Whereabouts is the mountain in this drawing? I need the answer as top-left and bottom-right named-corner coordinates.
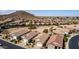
top-left (0, 11), bottom-right (79, 21)
top-left (0, 11), bottom-right (37, 21)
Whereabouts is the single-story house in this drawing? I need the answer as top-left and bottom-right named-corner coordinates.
top-left (34, 33), bottom-right (50, 48)
top-left (8, 28), bottom-right (30, 40)
top-left (46, 34), bottom-right (64, 49)
top-left (21, 31), bottom-right (39, 44)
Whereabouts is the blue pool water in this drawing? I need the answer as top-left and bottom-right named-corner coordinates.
top-left (69, 35), bottom-right (79, 49)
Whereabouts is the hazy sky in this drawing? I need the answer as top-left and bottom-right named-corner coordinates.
top-left (0, 10), bottom-right (79, 16)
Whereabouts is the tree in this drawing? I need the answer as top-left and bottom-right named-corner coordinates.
top-left (2, 30), bottom-right (9, 39)
top-left (69, 29), bottom-right (76, 34)
top-left (11, 39), bottom-right (18, 44)
top-left (26, 39), bottom-right (35, 48)
top-left (43, 29), bottom-right (48, 33)
top-left (63, 34), bottom-right (69, 49)
top-left (28, 20), bottom-right (36, 30)
top-left (63, 35), bottom-right (68, 42)
top-left (63, 34), bottom-right (69, 42)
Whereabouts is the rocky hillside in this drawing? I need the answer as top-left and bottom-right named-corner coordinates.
top-left (0, 11), bottom-right (37, 21)
top-left (0, 10), bottom-right (79, 21)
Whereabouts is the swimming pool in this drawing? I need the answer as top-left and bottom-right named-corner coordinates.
top-left (69, 35), bottom-right (79, 49)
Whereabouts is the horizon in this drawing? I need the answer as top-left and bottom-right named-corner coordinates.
top-left (0, 10), bottom-right (79, 16)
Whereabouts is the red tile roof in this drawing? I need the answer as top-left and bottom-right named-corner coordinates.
top-left (47, 34), bottom-right (64, 47)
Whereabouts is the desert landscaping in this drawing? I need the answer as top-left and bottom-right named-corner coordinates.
top-left (0, 11), bottom-right (79, 49)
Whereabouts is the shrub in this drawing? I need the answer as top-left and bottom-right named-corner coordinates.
top-left (11, 39), bottom-right (17, 44)
top-left (63, 34), bottom-right (68, 42)
top-left (43, 29), bottom-right (48, 33)
top-left (28, 20), bottom-right (36, 29)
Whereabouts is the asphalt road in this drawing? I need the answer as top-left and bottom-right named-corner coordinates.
top-left (0, 39), bottom-right (25, 49)
top-left (0, 46), bottom-right (4, 49)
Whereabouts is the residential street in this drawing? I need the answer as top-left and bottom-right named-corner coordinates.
top-left (0, 36), bottom-right (25, 49)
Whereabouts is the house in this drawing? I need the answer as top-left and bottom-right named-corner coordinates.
top-left (0, 18), bottom-right (12, 24)
top-left (10, 20), bottom-right (23, 25)
top-left (46, 34), bottom-right (64, 49)
top-left (34, 33), bottom-right (50, 48)
top-left (8, 27), bottom-right (30, 40)
top-left (21, 31), bottom-right (39, 44)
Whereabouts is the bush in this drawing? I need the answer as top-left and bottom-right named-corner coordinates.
top-left (11, 39), bottom-right (17, 44)
top-left (63, 37), bottom-right (68, 42)
top-left (63, 34), bottom-right (68, 42)
top-left (43, 29), bottom-right (48, 33)
top-left (28, 20), bottom-right (36, 29)
top-left (28, 25), bottom-right (36, 29)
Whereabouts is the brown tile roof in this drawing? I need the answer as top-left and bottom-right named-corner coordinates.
top-left (22, 31), bottom-right (39, 40)
top-left (47, 34), bottom-right (64, 47)
top-left (10, 28), bottom-right (29, 37)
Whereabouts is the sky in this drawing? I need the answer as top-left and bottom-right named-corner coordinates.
top-left (0, 10), bottom-right (79, 16)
